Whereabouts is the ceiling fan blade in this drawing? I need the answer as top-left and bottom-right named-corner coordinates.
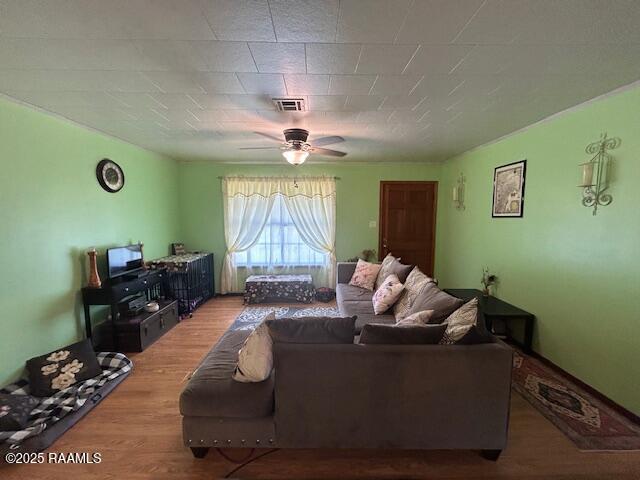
top-left (311, 135), bottom-right (345, 147)
top-left (310, 147), bottom-right (347, 157)
top-left (254, 131), bottom-right (284, 143)
top-left (239, 146), bottom-right (281, 150)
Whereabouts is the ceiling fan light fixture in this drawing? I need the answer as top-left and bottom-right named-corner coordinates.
top-left (282, 149), bottom-right (309, 165)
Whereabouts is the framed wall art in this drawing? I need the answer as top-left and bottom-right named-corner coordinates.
top-left (492, 160), bottom-right (526, 218)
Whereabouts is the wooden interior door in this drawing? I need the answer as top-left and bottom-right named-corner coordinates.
top-left (379, 181), bottom-right (438, 276)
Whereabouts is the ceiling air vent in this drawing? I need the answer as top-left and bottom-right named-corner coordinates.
top-left (272, 97), bottom-right (305, 112)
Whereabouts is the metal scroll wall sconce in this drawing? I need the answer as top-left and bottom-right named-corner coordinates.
top-left (453, 173), bottom-right (465, 210)
top-left (578, 133), bottom-right (620, 216)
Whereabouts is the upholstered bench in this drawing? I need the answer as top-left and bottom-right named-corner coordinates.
top-left (243, 274), bottom-right (315, 305)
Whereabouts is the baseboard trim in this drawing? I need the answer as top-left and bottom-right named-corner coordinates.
top-left (527, 350), bottom-right (640, 426)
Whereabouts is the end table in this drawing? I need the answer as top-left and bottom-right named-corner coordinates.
top-left (444, 289), bottom-right (536, 354)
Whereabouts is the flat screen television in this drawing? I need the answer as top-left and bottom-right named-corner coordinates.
top-left (107, 244), bottom-right (143, 279)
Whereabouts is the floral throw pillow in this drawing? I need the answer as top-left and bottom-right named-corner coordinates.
top-left (372, 274), bottom-right (405, 314)
top-left (393, 267), bottom-right (435, 321)
top-left (375, 253), bottom-right (413, 290)
top-left (439, 298), bottom-right (479, 344)
top-left (349, 259), bottom-right (382, 291)
top-left (26, 339), bottom-right (102, 397)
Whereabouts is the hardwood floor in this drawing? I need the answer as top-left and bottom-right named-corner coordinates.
top-left (3, 296), bottom-right (639, 479)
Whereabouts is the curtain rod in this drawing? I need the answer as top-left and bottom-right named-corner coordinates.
top-left (217, 176), bottom-right (340, 180)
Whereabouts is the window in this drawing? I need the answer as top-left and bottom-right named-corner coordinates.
top-left (235, 195), bottom-right (325, 267)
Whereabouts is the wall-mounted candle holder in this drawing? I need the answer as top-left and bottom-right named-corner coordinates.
top-left (453, 173), bottom-right (465, 210)
top-left (578, 133), bottom-right (620, 216)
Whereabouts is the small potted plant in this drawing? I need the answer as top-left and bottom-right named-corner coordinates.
top-left (481, 268), bottom-right (497, 296)
top-left (346, 249), bottom-right (376, 262)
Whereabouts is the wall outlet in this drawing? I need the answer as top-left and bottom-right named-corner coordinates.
top-left (369, 220), bottom-right (377, 228)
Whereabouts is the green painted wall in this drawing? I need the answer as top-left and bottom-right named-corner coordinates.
top-left (177, 162), bottom-right (443, 291)
top-left (0, 97), bottom-right (180, 386)
top-left (436, 86), bottom-right (640, 414)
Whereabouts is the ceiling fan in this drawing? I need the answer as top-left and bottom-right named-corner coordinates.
top-left (239, 128), bottom-right (347, 165)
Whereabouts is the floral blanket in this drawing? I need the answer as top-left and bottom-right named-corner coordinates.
top-left (0, 352), bottom-right (132, 446)
top-left (149, 253), bottom-right (210, 272)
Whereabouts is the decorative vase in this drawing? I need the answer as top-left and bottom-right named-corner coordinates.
top-left (138, 241), bottom-right (148, 270)
top-left (87, 248), bottom-right (101, 288)
top-left (482, 286), bottom-right (490, 297)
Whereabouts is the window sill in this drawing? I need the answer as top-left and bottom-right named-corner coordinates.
top-left (237, 265), bottom-right (324, 269)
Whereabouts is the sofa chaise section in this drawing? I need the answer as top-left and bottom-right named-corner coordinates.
top-left (179, 327), bottom-right (276, 452)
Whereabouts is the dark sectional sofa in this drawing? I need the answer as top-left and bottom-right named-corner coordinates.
top-left (180, 263), bottom-right (513, 460)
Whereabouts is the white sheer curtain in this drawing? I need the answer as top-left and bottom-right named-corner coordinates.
top-left (281, 177), bottom-right (336, 288)
top-left (220, 178), bottom-right (276, 294)
top-left (220, 176), bottom-right (337, 293)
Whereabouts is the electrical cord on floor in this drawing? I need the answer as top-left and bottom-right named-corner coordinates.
top-left (216, 447), bottom-right (256, 463)
top-left (219, 448), bottom-right (280, 478)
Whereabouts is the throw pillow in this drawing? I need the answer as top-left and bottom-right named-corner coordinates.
top-left (360, 324), bottom-right (447, 345)
top-left (407, 283), bottom-right (465, 324)
top-left (266, 316), bottom-right (356, 344)
top-left (233, 312), bottom-right (276, 383)
top-left (390, 260), bottom-right (414, 285)
top-left (349, 259), bottom-right (382, 291)
top-left (395, 309), bottom-right (434, 326)
top-left (393, 267), bottom-right (435, 321)
top-left (372, 274), bottom-right (404, 314)
top-left (26, 339), bottom-right (103, 397)
top-left (375, 254), bottom-right (413, 290)
top-left (439, 298), bottom-right (481, 344)
top-left (0, 394), bottom-right (38, 431)
top-left (374, 253), bottom-right (396, 288)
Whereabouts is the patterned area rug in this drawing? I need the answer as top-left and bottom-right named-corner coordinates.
top-left (239, 306), bottom-right (640, 451)
top-left (234, 305), bottom-right (341, 330)
top-left (512, 350), bottom-right (640, 451)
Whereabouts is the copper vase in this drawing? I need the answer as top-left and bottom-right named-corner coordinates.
top-left (87, 248), bottom-right (102, 288)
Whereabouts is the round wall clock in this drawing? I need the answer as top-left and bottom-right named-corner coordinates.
top-left (96, 159), bottom-right (125, 193)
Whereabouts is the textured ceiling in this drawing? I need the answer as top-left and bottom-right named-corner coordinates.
top-left (1, 0), bottom-right (639, 163)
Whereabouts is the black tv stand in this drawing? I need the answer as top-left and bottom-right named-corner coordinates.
top-left (122, 269), bottom-right (151, 281)
top-left (82, 268), bottom-right (168, 350)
